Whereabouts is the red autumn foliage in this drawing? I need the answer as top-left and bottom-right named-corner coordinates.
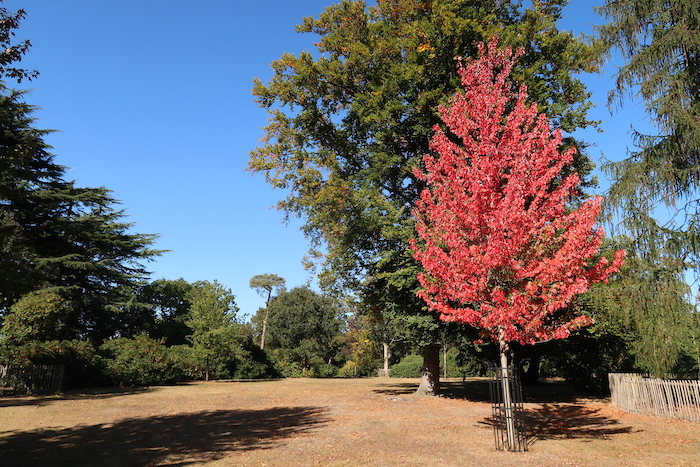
top-left (411, 38), bottom-right (625, 345)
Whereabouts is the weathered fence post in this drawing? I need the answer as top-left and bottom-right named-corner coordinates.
top-left (0, 365), bottom-right (65, 395)
top-left (609, 373), bottom-right (700, 423)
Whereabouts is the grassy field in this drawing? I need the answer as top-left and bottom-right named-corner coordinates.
top-left (1, 377), bottom-right (698, 466)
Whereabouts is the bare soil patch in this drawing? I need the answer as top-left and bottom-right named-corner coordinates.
top-left (1, 377), bottom-right (698, 466)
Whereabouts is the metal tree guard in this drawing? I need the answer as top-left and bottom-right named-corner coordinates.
top-left (487, 362), bottom-right (528, 452)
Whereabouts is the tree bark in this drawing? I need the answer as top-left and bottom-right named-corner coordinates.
top-left (416, 344), bottom-right (441, 396)
top-left (499, 331), bottom-right (517, 451)
top-left (259, 289), bottom-right (273, 350)
top-left (443, 342), bottom-right (448, 378)
top-left (382, 341), bottom-right (391, 377)
top-left (260, 310), bottom-right (268, 350)
top-left (521, 352), bottom-right (541, 386)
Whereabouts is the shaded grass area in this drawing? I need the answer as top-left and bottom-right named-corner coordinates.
top-left (0, 386), bottom-right (152, 408)
top-left (376, 378), bottom-right (632, 446)
top-left (1, 378), bottom-right (697, 466)
top-left (526, 403), bottom-right (637, 440)
top-left (374, 378), bottom-right (607, 404)
top-left (1, 406), bottom-right (327, 466)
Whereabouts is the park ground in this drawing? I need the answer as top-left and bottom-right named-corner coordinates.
top-left (1, 377), bottom-right (698, 466)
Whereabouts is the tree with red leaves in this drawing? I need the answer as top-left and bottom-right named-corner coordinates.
top-left (410, 38), bottom-right (625, 450)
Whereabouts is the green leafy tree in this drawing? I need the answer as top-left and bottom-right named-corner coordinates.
top-left (0, 290), bottom-right (73, 344)
top-left (265, 286), bottom-right (345, 376)
top-left (185, 280), bottom-right (246, 381)
top-left (0, 2), bottom-right (37, 82)
top-left (250, 0), bottom-right (602, 394)
top-left (583, 240), bottom-right (695, 378)
top-left (249, 273), bottom-right (286, 349)
top-left (129, 278), bottom-right (196, 345)
top-left (339, 313), bottom-right (382, 377)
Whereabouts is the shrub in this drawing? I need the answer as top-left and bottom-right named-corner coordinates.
top-left (233, 346), bottom-right (278, 379)
top-left (0, 339), bottom-right (106, 389)
top-left (268, 348), bottom-right (305, 377)
top-left (390, 354), bottom-right (423, 378)
top-left (337, 361), bottom-right (358, 377)
top-left (167, 345), bottom-right (202, 380)
top-left (308, 361), bottom-right (338, 378)
top-left (99, 335), bottom-right (187, 386)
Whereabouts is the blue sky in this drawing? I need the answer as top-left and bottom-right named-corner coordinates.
top-left (5, 1), bottom-right (649, 318)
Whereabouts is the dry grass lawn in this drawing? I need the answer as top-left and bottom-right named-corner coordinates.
top-left (1, 377), bottom-right (698, 466)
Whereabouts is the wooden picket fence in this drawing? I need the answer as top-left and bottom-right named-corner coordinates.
top-left (0, 365), bottom-right (65, 395)
top-left (609, 373), bottom-right (700, 423)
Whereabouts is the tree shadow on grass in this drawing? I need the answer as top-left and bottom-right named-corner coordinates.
top-left (372, 382), bottom-right (418, 396)
top-left (441, 379), bottom-right (609, 404)
top-left (0, 406), bottom-right (328, 466)
top-left (0, 386), bottom-right (152, 408)
top-left (525, 403), bottom-right (637, 441)
top-left (479, 403), bottom-right (636, 448)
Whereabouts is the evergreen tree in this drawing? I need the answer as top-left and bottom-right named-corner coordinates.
top-left (596, 0), bottom-right (700, 277)
top-left (595, 1), bottom-right (700, 376)
top-left (0, 2), bottom-right (160, 342)
top-left (249, 273), bottom-right (286, 349)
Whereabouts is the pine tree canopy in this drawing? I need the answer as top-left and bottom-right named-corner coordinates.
top-left (597, 0), bottom-right (700, 265)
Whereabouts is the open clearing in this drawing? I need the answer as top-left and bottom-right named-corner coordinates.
top-left (1, 377), bottom-right (698, 466)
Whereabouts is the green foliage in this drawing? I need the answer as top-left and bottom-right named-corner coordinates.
top-left (264, 286), bottom-right (346, 374)
top-left (545, 322), bottom-right (636, 393)
top-left (185, 280), bottom-right (248, 381)
top-left (124, 278), bottom-right (195, 345)
top-left (449, 342), bottom-right (493, 378)
top-left (268, 348), bottom-right (306, 378)
top-left (99, 336), bottom-right (190, 387)
top-left (0, 3), bottom-right (37, 82)
top-left (231, 345), bottom-right (279, 379)
top-left (390, 354), bottom-right (424, 378)
top-left (0, 339), bottom-right (105, 389)
top-left (249, 273), bottom-right (286, 349)
top-left (597, 2), bottom-right (700, 362)
top-left (337, 360), bottom-right (359, 378)
top-left (340, 314), bottom-right (383, 377)
top-left (249, 274), bottom-right (286, 306)
top-left (0, 290), bottom-right (73, 344)
top-left (310, 360), bottom-right (339, 378)
top-left (583, 241), bottom-right (696, 378)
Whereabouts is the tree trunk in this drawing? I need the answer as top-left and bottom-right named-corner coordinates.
top-left (443, 342), bottom-right (448, 378)
top-left (416, 344), bottom-right (441, 396)
top-left (499, 332), bottom-right (517, 451)
top-left (521, 352), bottom-right (541, 386)
top-left (260, 311), bottom-right (268, 350)
top-left (382, 341), bottom-right (391, 376)
top-left (259, 289), bottom-right (273, 350)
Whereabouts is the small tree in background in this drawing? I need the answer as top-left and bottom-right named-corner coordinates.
top-left (186, 280), bottom-right (245, 382)
top-left (411, 38), bottom-right (625, 451)
top-left (249, 274), bottom-right (286, 350)
top-left (264, 286), bottom-right (345, 376)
